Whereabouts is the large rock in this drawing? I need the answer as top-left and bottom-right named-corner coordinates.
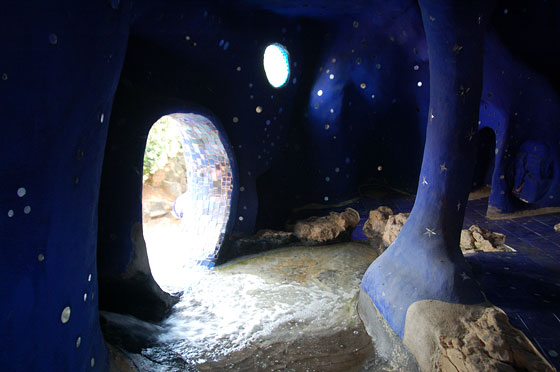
top-left (363, 206), bottom-right (394, 239)
top-left (294, 208), bottom-right (360, 244)
top-left (404, 300), bottom-right (554, 372)
top-left (382, 213), bottom-right (410, 246)
top-left (460, 225), bottom-right (507, 253)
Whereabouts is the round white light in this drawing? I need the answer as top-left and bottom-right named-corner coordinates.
top-left (263, 44), bottom-right (290, 88)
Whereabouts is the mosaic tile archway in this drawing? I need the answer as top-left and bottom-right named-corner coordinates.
top-left (169, 113), bottom-right (234, 267)
top-left (143, 113), bottom-right (234, 291)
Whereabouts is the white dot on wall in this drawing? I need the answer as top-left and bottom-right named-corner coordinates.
top-left (232, 117), bottom-right (239, 123)
top-left (417, 81), bottom-right (423, 87)
top-left (83, 293), bottom-right (88, 302)
top-left (413, 65), bottom-right (419, 71)
top-left (335, 167), bottom-right (340, 173)
top-left (236, 66), bottom-right (241, 71)
top-left (17, 187), bottom-right (26, 197)
top-left (330, 108), bottom-right (334, 113)
top-left (88, 274), bottom-right (92, 282)
top-left (76, 337), bottom-right (82, 348)
top-left (329, 74), bottom-right (334, 80)
top-left (7, 210), bottom-right (14, 218)
top-left (1, 73), bottom-right (7, 81)
top-left (23, 206), bottom-right (31, 214)
top-left (360, 83), bottom-right (366, 89)
top-left (61, 306), bottom-right (71, 324)
top-left (371, 94), bottom-right (375, 100)
top-left (325, 177), bottom-right (330, 182)
top-left (38, 253), bottom-right (45, 262)
top-left (239, 216), bottom-right (244, 221)
top-left (240, 186), bottom-right (245, 192)
top-left (324, 196), bottom-right (329, 201)
top-left (324, 124), bottom-right (330, 130)
top-left (91, 358), bottom-right (95, 367)
top-left (100, 113), bottom-right (104, 123)
top-left (256, 106), bottom-right (263, 113)
top-left (495, 148), bottom-right (499, 155)
top-left (317, 89), bottom-right (323, 96)
top-left (377, 166), bottom-right (383, 171)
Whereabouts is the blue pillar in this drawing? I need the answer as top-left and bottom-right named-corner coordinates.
top-left (361, 0), bottom-right (494, 337)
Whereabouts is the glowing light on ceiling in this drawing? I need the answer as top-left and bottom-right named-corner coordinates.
top-left (263, 43), bottom-right (290, 88)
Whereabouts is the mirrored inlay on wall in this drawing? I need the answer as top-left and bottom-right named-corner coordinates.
top-left (142, 113), bottom-right (233, 291)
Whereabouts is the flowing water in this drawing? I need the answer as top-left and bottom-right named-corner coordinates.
top-left (136, 241), bottom-right (391, 371)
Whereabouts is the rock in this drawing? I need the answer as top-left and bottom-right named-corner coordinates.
top-left (460, 225), bottom-right (507, 253)
top-left (362, 206), bottom-right (394, 239)
top-left (555, 223), bottom-right (560, 232)
top-left (100, 311), bottom-right (164, 353)
top-left (144, 200), bottom-right (171, 219)
top-left (382, 213), bottom-right (410, 246)
top-left (294, 208), bottom-right (360, 244)
top-left (404, 300), bottom-right (554, 372)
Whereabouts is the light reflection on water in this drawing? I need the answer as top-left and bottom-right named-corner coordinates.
top-left (142, 243), bottom-right (378, 370)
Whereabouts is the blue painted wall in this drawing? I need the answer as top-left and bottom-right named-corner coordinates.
top-left (1, 0), bottom-right (559, 370)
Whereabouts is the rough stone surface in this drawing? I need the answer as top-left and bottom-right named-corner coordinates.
top-left (363, 206), bottom-right (394, 239)
top-left (382, 213), bottom-right (410, 246)
top-left (460, 225), bottom-right (508, 253)
top-left (294, 208), bottom-right (360, 244)
top-left (403, 300), bottom-right (554, 372)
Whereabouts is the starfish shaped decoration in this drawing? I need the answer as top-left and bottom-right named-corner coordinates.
top-left (424, 228), bottom-right (436, 237)
top-left (440, 163), bottom-right (448, 173)
top-left (422, 176), bottom-right (428, 185)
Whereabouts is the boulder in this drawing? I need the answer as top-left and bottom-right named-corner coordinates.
top-left (460, 225), bottom-right (507, 253)
top-left (362, 206), bottom-right (394, 239)
top-left (382, 213), bottom-right (410, 246)
top-left (294, 208), bottom-right (360, 244)
top-left (404, 300), bottom-right (554, 372)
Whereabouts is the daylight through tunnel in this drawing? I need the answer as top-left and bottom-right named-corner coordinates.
top-left (142, 113), bottom-right (234, 291)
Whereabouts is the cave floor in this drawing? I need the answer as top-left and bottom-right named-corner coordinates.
top-left (117, 242), bottom-right (403, 371)
top-left (299, 191), bottom-right (560, 370)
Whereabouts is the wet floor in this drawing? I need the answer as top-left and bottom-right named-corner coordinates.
top-left (133, 242), bottom-right (394, 371)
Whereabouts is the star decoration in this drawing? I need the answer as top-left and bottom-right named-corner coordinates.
top-left (453, 44), bottom-right (463, 55)
top-left (422, 176), bottom-right (428, 185)
top-left (466, 128), bottom-right (477, 142)
top-left (460, 272), bottom-right (470, 281)
top-left (440, 163), bottom-right (448, 173)
top-left (424, 228), bottom-right (436, 237)
top-left (458, 85), bottom-right (471, 102)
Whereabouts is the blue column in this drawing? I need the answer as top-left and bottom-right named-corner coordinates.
top-left (361, 0), bottom-right (494, 337)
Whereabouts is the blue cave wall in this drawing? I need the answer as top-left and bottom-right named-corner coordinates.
top-left (1, 0), bottom-right (559, 370)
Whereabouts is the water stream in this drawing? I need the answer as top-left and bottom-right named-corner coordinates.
top-left (138, 242), bottom-right (389, 371)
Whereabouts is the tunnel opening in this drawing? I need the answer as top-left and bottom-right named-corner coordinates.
top-left (142, 113), bottom-right (234, 292)
top-left (470, 127), bottom-right (496, 200)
